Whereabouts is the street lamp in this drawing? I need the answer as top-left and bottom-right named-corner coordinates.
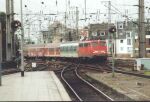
top-left (20, 0), bottom-right (25, 77)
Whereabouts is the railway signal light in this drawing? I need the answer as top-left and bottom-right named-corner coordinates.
top-left (11, 20), bottom-right (21, 32)
top-left (109, 26), bottom-right (116, 33)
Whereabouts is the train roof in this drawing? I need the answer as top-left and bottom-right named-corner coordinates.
top-left (79, 40), bottom-right (106, 43)
top-left (24, 44), bottom-right (45, 48)
top-left (60, 42), bottom-right (79, 47)
top-left (45, 43), bottom-right (60, 48)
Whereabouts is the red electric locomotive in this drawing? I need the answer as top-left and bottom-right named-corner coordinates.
top-left (78, 40), bottom-right (107, 59)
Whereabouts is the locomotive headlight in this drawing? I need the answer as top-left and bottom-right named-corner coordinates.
top-left (93, 51), bottom-right (99, 54)
top-left (93, 50), bottom-right (106, 54)
top-left (101, 51), bottom-right (106, 53)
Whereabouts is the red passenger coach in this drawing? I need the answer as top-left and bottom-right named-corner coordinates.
top-left (78, 40), bottom-right (107, 59)
top-left (24, 44), bottom-right (45, 58)
top-left (44, 43), bottom-right (60, 57)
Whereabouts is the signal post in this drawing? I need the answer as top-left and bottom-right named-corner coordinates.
top-left (109, 26), bottom-right (116, 77)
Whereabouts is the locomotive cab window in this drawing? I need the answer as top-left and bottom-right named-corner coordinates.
top-left (100, 41), bottom-right (106, 46)
top-left (79, 43), bottom-right (84, 47)
top-left (60, 47), bottom-right (63, 51)
top-left (84, 43), bottom-right (90, 47)
top-left (91, 42), bottom-right (99, 47)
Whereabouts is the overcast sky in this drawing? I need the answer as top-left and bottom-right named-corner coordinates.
top-left (0, 0), bottom-right (139, 18)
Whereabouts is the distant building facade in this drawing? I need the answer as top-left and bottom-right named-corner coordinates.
top-left (88, 23), bottom-right (115, 40)
top-left (115, 19), bottom-right (150, 58)
top-left (41, 21), bottom-right (79, 43)
top-left (134, 19), bottom-right (150, 57)
top-left (115, 21), bottom-right (138, 58)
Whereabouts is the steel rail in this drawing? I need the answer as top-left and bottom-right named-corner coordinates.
top-left (61, 64), bottom-right (114, 101)
top-left (106, 65), bottom-right (150, 79)
top-left (75, 66), bottom-right (114, 101)
top-left (61, 66), bottom-right (82, 101)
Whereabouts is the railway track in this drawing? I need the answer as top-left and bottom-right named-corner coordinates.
top-left (61, 65), bottom-right (114, 101)
top-left (79, 63), bottom-right (150, 79)
top-left (106, 65), bottom-right (150, 79)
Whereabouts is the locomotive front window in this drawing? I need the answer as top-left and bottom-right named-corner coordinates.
top-left (100, 42), bottom-right (106, 46)
top-left (91, 42), bottom-right (99, 47)
top-left (79, 43), bottom-right (84, 47)
top-left (84, 43), bottom-right (89, 47)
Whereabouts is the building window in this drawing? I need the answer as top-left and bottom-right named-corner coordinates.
top-left (120, 47), bottom-right (124, 51)
top-left (127, 39), bottom-right (131, 45)
top-left (100, 32), bottom-right (105, 36)
top-left (135, 50), bottom-right (138, 53)
top-left (128, 47), bottom-right (132, 52)
top-left (146, 31), bottom-right (150, 35)
top-left (120, 40), bottom-right (123, 43)
top-left (146, 50), bottom-right (150, 53)
top-left (126, 32), bottom-right (131, 38)
top-left (118, 23), bottom-right (123, 29)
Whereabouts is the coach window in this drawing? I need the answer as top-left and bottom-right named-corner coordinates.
top-left (71, 46), bottom-right (74, 51)
top-left (67, 47), bottom-right (69, 52)
top-left (56, 47), bottom-right (59, 52)
top-left (73, 46), bottom-right (76, 51)
top-left (65, 47), bottom-right (68, 52)
top-left (60, 47), bottom-right (63, 51)
top-left (63, 47), bottom-right (66, 52)
top-left (70, 46), bottom-right (73, 51)
top-left (120, 40), bottom-right (123, 43)
top-left (74, 46), bottom-right (76, 51)
top-left (49, 48), bottom-right (51, 51)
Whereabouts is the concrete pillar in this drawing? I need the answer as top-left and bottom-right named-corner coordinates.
top-left (6, 0), bottom-right (12, 61)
